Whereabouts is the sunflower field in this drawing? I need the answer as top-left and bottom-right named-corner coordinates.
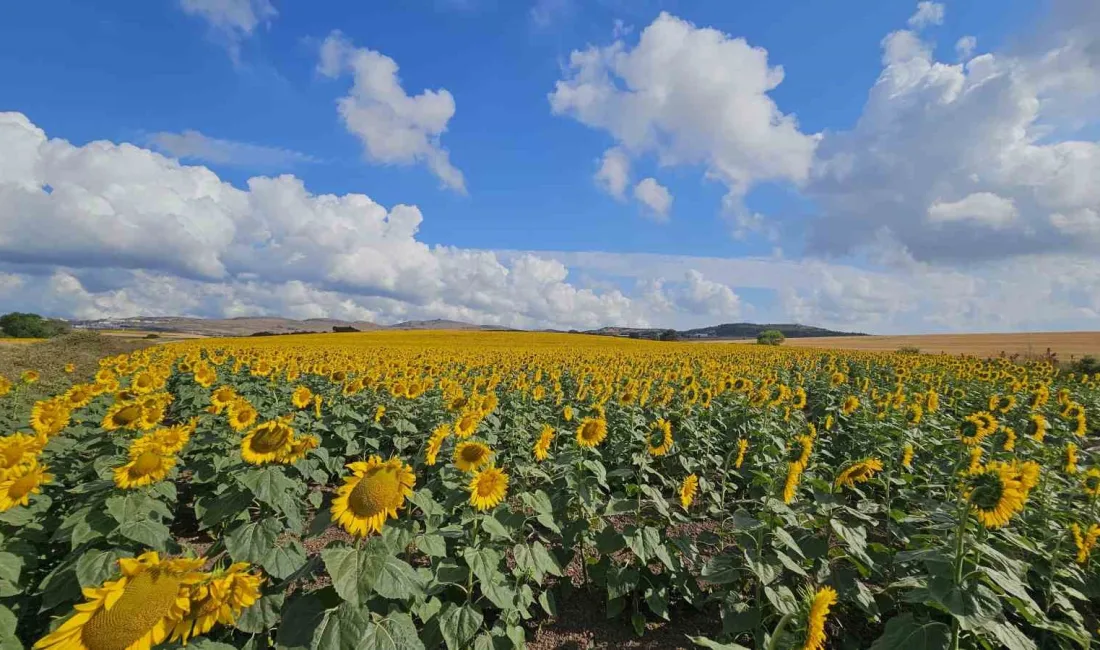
top-left (1, 331), bottom-right (1099, 650)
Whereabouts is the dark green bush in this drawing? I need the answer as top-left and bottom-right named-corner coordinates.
top-left (757, 329), bottom-right (785, 345)
top-left (0, 312), bottom-right (70, 338)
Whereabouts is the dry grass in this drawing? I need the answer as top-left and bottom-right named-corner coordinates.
top-left (0, 332), bottom-right (155, 404)
top-left (764, 331), bottom-right (1100, 360)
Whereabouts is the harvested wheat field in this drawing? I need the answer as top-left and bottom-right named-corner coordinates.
top-left (779, 331), bottom-right (1100, 359)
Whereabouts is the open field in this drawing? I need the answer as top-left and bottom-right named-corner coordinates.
top-left (781, 331), bottom-right (1100, 359)
top-left (2, 330), bottom-right (1098, 650)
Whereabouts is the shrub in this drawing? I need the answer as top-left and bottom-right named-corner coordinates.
top-left (144, 333), bottom-right (161, 339)
top-left (897, 346), bottom-right (921, 355)
top-left (756, 329), bottom-right (785, 345)
top-left (0, 312), bottom-right (70, 338)
top-left (1070, 354), bottom-right (1100, 376)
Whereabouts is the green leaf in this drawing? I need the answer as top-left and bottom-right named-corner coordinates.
top-left (277, 591), bottom-right (335, 650)
top-left (416, 534), bottom-right (447, 558)
top-left (0, 552), bottom-right (22, 586)
top-left (538, 590), bottom-right (557, 617)
top-left (519, 490), bottom-right (552, 515)
top-left (235, 593), bottom-right (284, 634)
top-left (117, 518), bottom-right (170, 550)
top-left (462, 547), bottom-right (502, 586)
top-left (772, 527), bottom-right (804, 558)
top-left (830, 519), bottom-right (873, 566)
top-left (239, 466), bottom-right (298, 508)
top-left (185, 641), bottom-right (238, 650)
top-left (434, 560), bottom-right (469, 585)
top-left (625, 527), bottom-right (661, 564)
top-left (263, 540), bottom-right (307, 580)
top-left (322, 541), bottom-right (424, 606)
top-left (530, 541), bottom-right (562, 577)
top-left (313, 603), bottom-right (371, 650)
top-left (480, 516), bottom-right (512, 541)
top-left (360, 612), bottom-right (426, 650)
top-left (440, 603), bottom-right (483, 650)
top-left (976, 619), bottom-right (1037, 650)
top-left (75, 549), bottom-right (131, 588)
top-left (701, 554), bottom-right (740, 584)
top-left (226, 518), bottom-right (281, 565)
top-left (0, 603), bottom-right (21, 650)
top-left (869, 614), bottom-right (951, 650)
top-left (196, 487), bottom-right (253, 530)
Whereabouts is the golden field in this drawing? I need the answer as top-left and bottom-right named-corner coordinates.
top-left (719, 331), bottom-right (1100, 360)
top-left (0, 329), bottom-right (1098, 650)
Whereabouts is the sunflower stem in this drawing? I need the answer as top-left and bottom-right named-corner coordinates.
top-left (765, 612), bottom-right (795, 650)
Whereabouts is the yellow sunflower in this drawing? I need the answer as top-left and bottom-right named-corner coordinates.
top-left (170, 562), bottom-right (263, 644)
top-left (425, 423), bottom-right (451, 466)
top-left (454, 410), bottom-right (479, 438)
top-left (1070, 523), bottom-right (1100, 564)
top-left (21, 370), bottom-right (40, 384)
top-left (533, 425), bottom-right (554, 462)
top-left (840, 395), bottom-right (860, 416)
top-left (0, 459), bottom-right (52, 512)
top-left (1066, 443), bottom-right (1079, 474)
top-left (835, 458), bottom-right (883, 489)
top-left (0, 375), bottom-right (11, 397)
top-left (576, 417), bottom-right (608, 449)
top-left (469, 466), bottom-right (509, 511)
top-left (209, 386), bottom-right (238, 414)
top-left (901, 443), bottom-right (914, 470)
top-left (783, 462), bottom-right (803, 504)
top-left (1025, 413), bottom-right (1048, 442)
top-left (966, 461), bottom-right (1028, 529)
top-left (64, 363), bottom-right (76, 374)
top-left (0, 432), bottom-right (46, 479)
top-left (64, 384), bottom-right (96, 410)
top-left (734, 439), bottom-right (749, 469)
top-left (331, 456), bottom-right (416, 537)
top-left (240, 420), bottom-right (296, 465)
top-left (1082, 468), bottom-right (1100, 498)
top-left (803, 586), bottom-right (838, 650)
top-left (291, 386), bottom-right (314, 409)
top-left (679, 473), bottom-right (699, 509)
top-left (454, 441), bottom-right (492, 473)
top-left (647, 418), bottom-right (673, 457)
top-left (33, 551), bottom-right (205, 650)
top-left (227, 400), bottom-right (258, 432)
top-left (562, 405), bottom-right (574, 422)
top-left (114, 450), bottom-right (176, 490)
top-left (374, 405), bottom-right (386, 423)
top-left (31, 398), bottom-right (71, 437)
top-left (101, 401), bottom-right (144, 432)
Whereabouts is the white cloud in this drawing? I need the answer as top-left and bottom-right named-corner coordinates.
top-left (632, 178), bottom-right (672, 220)
top-left (927, 193), bottom-right (1019, 228)
top-left (0, 112), bottom-right (650, 330)
top-left (674, 270), bottom-right (740, 316)
top-left (807, 4), bottom-right (1100, 263)
top-left (178, 0), bottom-right (275, 60)
top-left (956, 36), bottom-right (977, 60)
top-left (549, 12), bottom-right (818, 213)
top-left (147, 130), bottom-right (317, 169)
top-left (907, 2), bottom-right (944, 29)
top-left (595, 148), bottom-right (630, 199)
top-left (730, 211), bottom-right (778, 241)
top-left (318, 31), bottom-right (466, 193)
top-left (530, 0), bottom-right (571, 28)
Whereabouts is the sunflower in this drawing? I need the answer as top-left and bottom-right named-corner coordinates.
top-left (901, 443), bottom-right (914, 470)
top-left (959, 411), bottom-right (997, 446)
top-left (101, 401), bottom-right (145, 432)
top-left (0, 432), bottom-right (46, 479)
top-left (31, 398), bottom-right (70, 437)
top-left (679, 474), bottom-right (699, 509)
top-left (783, 462), bottom-right (803, 504)
top-left (840, 395), bottom-right (859, 416)
top-left (469, 466), bottom-right (509, 511)
top-left (647, 419), bottom-right (673, 457)
top-left (283, 434), bottom-right (319, 465)
top-left (0, 459), bottom-right (52, 512)
top-left (1072, 414), bottom-right (1087, 438)
top-left (331, 456), bottom-right (416, 537)
top-left (209, 386), bottom-right (237, 414)
top-left (454, 441), bottom-right (492, 472)
top-left (792, 387), bottom-right (807, 410)
top-left (33, 551), bottom-right (205, 650)
top-left (734, 439), bottom-right (749, 469)
top-left (454, 410), bottom-right (480, 438)
top-left (374, 405), bottom-right (386, 423)
top-left (1000, 427), bottom-right (1017, 452)
top-left (114, 447), bottom-right (176, 490)
top-left (1026, 413), bottom-right (1048, 442)
top-left (0, 375), bottom-right (11, 397)
top-left (425, 424), bottom-right (451, 466)
top-left (563, 405), bottom-right (574, 422)
top-left (227, 400), bottom-right (258, 432)
top-left (193, 364), bottom-right (217, 389)
top-left (170, 563), bottom-right (263, 644)
top-left (533, 425), bottom-right (554, 461)
top-left (906, 403), bottom-right (923, 426)
top-left (576, 417), bottom-right (608, 449)
top-left (150, 423), bottom-right (194, 455)
top-left (64, 384), bottom-right (96, 410)
top-left (966, 461), bottom-right (1027, 529)
top-left (291, 386), bottom-right (314, 409)
top-left (63, 363), bottom-right (76, 373)
top-left (1082, 468), bottom-right (1100, 498)
top-left (927, 390), bottom-right (940, 412)
top-left (789, 435), bottom-right (813, 468)
top-left (835, 458), bottom-right (883, 489)
top-left (1061, 402), bottom-right (1085, 420)
top-left (1066, 443), bottom-right (1079, 474)
top-left (803, 586), bottom-right (838, 650)
top-left (988, 394), bottom-right (1016, 414)
top-left (240, 420), bottom-right (296, 465)
top-left (21, 370), bottom-right (39, 384)
top-left (1070, 523), bottom-right (1100, 564)
top-left (130, 371), bottom-right (158, 394)
top-left (966, 446), bottom-right (984, 474)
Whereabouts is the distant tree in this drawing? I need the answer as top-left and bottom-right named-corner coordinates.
top-left (0, 312), bottom-right (70, 338)
top-left (658, 329), bottom-right (680, 342)
top-left (897, 346), bottom-right (921, 355)
top-left (1071, 355), bottom-right (1100, 376)
top-left (756, 329), bottom-right (785, 346)
top-left (333, 326), bottom-right (360, 333)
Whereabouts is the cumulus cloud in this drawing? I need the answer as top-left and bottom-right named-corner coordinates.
top-left (318, 31), bottom-right (466, 193)
top-left (907, 2), bottom-right (944, 29)
top-left (632, 178), bottom-right (672, 220)
top-left (549, 12), bottom-right (819, 213)
top-left (594, 148), bottom-right (630, 199)
top-left (955, 36), bottom-right (977, 60)
top-left (147, 130), bottom-right (318, 169)
top-left (807, 1), bottom-right (1100, 263)
top-left (178, 0), bottom-right (275, 60)
top-left (0, 112), bottom-right (655, 330)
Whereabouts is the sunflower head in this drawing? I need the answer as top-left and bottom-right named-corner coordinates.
top-left (454, 440), bottom-right (492, 472)
top-left (647, 418), bottom-right (673, 457)
top-left (576, 417), bottom-right (608, 449)
top-left (679, 473), bottom-right (699, 509)
top-left (533, 425), bottom-right (554, 462)
top-left (0, 459), bottom-right (52, 512)
top-left (469, 466), bottom-right (509, 511)
top-left (966, 461), bottom-right (1027, 529)
top-left (331, 456), bottom-right (416, 537)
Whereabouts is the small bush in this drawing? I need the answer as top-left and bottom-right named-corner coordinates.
top-left (0, 312), bottom-right (70, 338)
top-left (897, 346), bottom-right (921, 355)
top-left (1070, 355), bottom-right (1100, 376)
top-left (144, 333), bottom-right (160, 339)
top-left (757, 329), bottom-right (785, 346)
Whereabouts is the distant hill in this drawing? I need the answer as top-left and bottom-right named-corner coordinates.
top-left (68, 316), bottom-right (510, 337)
top-left (584, 322), bottom-right (866, 341)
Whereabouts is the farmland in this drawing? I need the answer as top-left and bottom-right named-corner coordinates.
top-left (777, 332), bottom-right (1100, 361)
top-left (1, 330), bottom-right (1098, 650)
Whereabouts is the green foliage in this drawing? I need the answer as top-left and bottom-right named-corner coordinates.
top-left (756, 329), bottom-right (785, 345)
top-left (0, 312), bottom-right (69, 338)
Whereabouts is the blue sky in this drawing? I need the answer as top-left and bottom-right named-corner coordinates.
top-left (1, 0), bottom-right (1098, 332)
